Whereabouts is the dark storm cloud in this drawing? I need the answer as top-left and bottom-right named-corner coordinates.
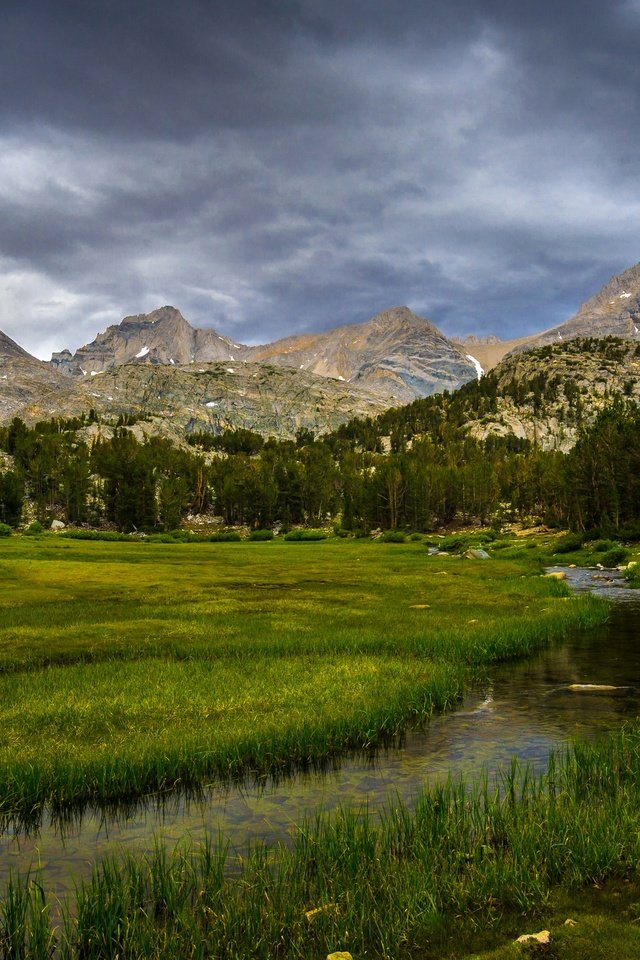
top-left (1, 0), bottom-right (639, 357)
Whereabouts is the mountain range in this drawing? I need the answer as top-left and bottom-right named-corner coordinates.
top-left (1, 262), bottom-right (640, 441)
top-left (49, 304), bottom-right (479, 402)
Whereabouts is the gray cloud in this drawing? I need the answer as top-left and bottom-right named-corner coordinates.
top-left (0, 0), bottom-right (639, 357)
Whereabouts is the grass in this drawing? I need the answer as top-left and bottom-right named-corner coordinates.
top-left (0, 532), bottom-right (634, 959)
top-left (4, 727), bottom-right (640, 958)
top-left (454, 878), bottom-right (640, 959)
top-left (479, 528), bottom-right (640, 573)
top-left (0, 536), bottom-right (606, 825)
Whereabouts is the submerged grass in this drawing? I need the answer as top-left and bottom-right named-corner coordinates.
top-left (0, 537), bottom-right (606, 822)
top-left (3, 725), bottom-right (640, 958)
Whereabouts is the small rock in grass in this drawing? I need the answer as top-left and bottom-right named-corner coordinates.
top-left (544, 571), bottom-right (566, 579)
top-left (564, 918), bottom-right (578, 926)
top-left (409, 603), bottom-right (430, 609)
top-left (515, 929), bottom-right (551, 945)
top-left (327, 953), bottom-right (353, 960)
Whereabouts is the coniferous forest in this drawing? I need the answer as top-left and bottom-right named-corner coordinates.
top-left (1, 381), bottom-right (639, 536)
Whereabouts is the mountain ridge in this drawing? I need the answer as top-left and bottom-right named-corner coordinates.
top-left (2, 261), bottom-right (640, 440)
top-left (47, 304), bottom-right (480, 406)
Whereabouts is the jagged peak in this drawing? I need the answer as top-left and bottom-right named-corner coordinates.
top-left (570, 262), bottom-right (640, 316)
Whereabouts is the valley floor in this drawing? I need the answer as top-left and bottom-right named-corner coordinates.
top-left (1, 533), bottom-right (637, 958)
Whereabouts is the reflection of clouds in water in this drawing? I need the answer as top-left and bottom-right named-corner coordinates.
top-left (472, 688), bottom-right (494, 715)
top-left (449, 686), bottom-right (497, 720)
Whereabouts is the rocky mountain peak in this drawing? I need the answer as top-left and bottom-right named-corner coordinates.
top-left (244, 305), bottom-right (477, 401)
top-left (0, 330), bottom-right (35, 361)
top-left (508, 262), bottom-right (640, 356)
top-left (50, 306), bottom-right (238, 377)
top-left (365, 305), bottom-right (436, 331)
top-left (119, 305), bottom-right (189, 329)
top-left (0, 331), bottom-right (65, 422)
top-left (585, 262), bottom-right (640, 310)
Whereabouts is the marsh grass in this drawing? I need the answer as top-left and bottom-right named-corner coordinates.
top-left (4, 726), bottom-right (640, 958)
top-left (0, 538), bottom-right (606, 823)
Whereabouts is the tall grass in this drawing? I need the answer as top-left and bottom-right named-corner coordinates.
top-left (3, 725), bottom-right (640, 958)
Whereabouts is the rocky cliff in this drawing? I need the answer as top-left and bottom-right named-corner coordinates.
top-left (9, 360), bottom-right (390, 441)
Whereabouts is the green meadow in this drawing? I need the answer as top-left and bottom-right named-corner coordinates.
top-left (0, 535), bottom-right (605, 821)
top-left (3, 533), bottom-right (634, 959)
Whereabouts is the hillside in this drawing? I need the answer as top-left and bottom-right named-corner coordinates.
top-left (334, 337), bottom-right (640, 453)
top-left (0, 334), bottom-right (67, 422)
top-left (13, 359), bottom-right (389, 441)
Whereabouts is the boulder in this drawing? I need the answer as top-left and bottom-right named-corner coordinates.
top-left (50, 520), bottom-right (65, 531)
top-left (464, 548), bottom-right (490, 560)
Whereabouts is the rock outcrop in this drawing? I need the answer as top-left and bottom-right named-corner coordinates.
top-left (465, 336), bottom-right (640, 451)
top-left (0, 334), bottom-right (67, 421)
top-left (11, 360), bottom-right (390, 441)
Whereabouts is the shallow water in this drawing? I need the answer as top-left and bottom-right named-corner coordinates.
top-left (1, 567), bottom-right (638, 899)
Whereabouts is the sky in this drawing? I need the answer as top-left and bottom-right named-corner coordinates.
top-left (1, 0), bottom-right (640, 359)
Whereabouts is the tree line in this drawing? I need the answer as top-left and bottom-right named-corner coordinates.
top-left (1, 392), bottom-right (639, 535)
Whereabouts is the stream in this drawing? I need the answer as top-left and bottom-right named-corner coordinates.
top-left (1, 566), bottom-right (638, 900)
